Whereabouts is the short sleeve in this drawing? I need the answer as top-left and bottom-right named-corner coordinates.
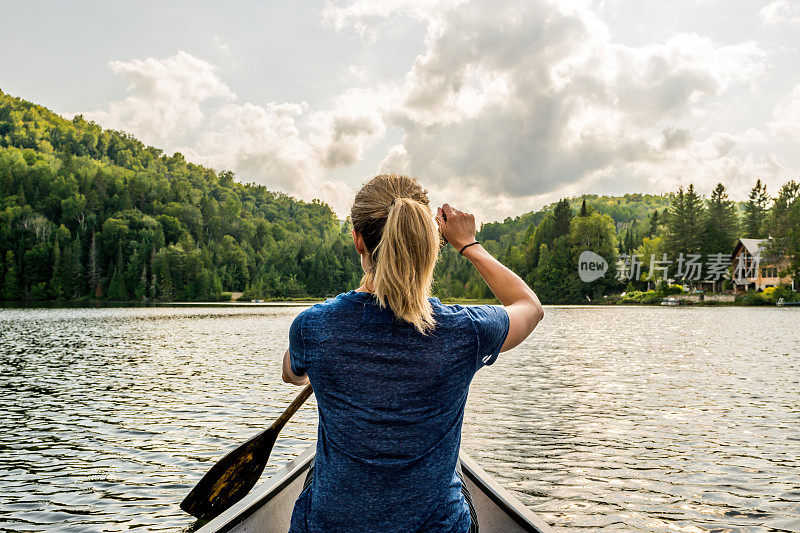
top-left (288, 312), bottom-right (308, 375)
top-left (465, 305), bottom-right (510, 370)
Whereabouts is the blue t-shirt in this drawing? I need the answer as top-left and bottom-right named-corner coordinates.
top-left (288, 290), bottom-right (510, 533)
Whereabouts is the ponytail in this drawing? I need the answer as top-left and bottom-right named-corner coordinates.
top-left (351, 175), bottom-right (440, 334)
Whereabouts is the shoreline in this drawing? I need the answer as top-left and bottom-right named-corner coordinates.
top-left (1, 297), bottom-right (794, 308)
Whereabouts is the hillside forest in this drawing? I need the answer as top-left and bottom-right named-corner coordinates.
top-left (2, 89), bottom-right (799, 304)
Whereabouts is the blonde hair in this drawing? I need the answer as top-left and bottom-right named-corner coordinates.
top-left (351, 174), bottom-right (440, 334)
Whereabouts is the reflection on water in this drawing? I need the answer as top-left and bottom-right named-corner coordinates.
top-left (0, 306), bottom-right (798, 531)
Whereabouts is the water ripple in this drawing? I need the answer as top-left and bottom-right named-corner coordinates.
top-left (1, 306), bottom-right (798, 532)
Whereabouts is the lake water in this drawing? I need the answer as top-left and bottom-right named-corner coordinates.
top-left (0, 305), bottom-right (798, 532)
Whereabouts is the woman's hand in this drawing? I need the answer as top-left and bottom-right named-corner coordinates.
top-left (436, 204), bottom-right (476, 251)
top-left (436, 203), bottom-right (543, 352)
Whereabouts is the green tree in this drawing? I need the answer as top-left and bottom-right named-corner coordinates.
top-left (649, 210), bottom-right (660, 237)
top-left (105, 243), bottom-right (129, 300)
top-left (665, 185), bottom-right (703, 257)
top-left (149, 244), bottom-right (158, 299)
top-left (3, 251), bottom-right (21, 300)
top-left (50, 237), bottom-right (65, 298)
top-left (743, 179), bottom-right (770, 238)
top-left (88, 231), bottom-right (101, 297)
top-left (702, 183), bottom-right (738, 255)
top-left (107, 266), bottom-right (128, 300)
top-left (768, 180), bottom-right (800, 279)
top-left (64, 237), bottom-right (83, 298)
top-left (767, 181), bottom-right (799, 250)
top-left (570, 212), bottom-right (618, 297)
top-left (781, 203), bottom-right (800, 281)
top-left (134, 262), bottom-right (147, 300)
top-left (553, 199), bottom-right (573, 238)
top-left (529, 236), bottom-right (581, 303)
top-left (637, 236), bottom-right (665, 282)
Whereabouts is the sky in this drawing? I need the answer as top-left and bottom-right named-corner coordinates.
top-left (2, 0), bottom-right (800, 222)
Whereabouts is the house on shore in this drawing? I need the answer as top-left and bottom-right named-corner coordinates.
top-left (730, 238), bottom-right (795, 293)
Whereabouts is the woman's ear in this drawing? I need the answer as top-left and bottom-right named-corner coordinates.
top-left (352, 228), bottom-right (367, 255)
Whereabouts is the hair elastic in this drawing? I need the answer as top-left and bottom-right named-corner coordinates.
top-left (459, 241), bottom-right (480, 255)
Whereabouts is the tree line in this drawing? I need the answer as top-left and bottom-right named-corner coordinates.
top-left (1, 89), bottom-right (798, 304)
top-left (434, 179), bottom-right (798, 303)
top-left (1, 90), bottom-right (361, 302)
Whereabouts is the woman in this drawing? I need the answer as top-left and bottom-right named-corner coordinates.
top-left (282, 174), bottom-right (543, 532)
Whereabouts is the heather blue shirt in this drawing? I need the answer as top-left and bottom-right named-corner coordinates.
top-left (287, 290), bottom-right (509, 533)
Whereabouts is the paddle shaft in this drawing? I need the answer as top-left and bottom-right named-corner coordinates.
top-left (180, 383), bottom-right (314, 520)
top-left (272, 383), bottom-right (313, 435)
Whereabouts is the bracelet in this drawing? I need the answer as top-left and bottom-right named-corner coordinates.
top-left (459, 241), bottom-right (480, 255)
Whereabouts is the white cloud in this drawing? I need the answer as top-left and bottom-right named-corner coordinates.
top-left (322, 0), bottom-right (466, 41)
top-left (83, 51), bottom-right (235, 146)
top-left (307, 87), bottom-right (389, 169)
top-left (770, 83), bottom-right (800, 139)
top-left (80, 51), bottom-right (381, 215)
top-left (80, 2), bottom-right (790, 220)
top-left (350, 0), bottom-right (770, 202)
top-left (758, 0), bottom-right (800, 26)
top-left (213, 35), bottom-right (230, 54)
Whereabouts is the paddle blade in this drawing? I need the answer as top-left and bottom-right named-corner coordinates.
top-left (180, 429), bottom-right (277, 521)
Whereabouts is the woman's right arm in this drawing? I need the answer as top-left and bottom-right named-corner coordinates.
top-left (436, 204), bottom-right (544, 352)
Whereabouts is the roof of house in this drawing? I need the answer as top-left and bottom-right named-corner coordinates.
top-left (739, 238), bottom-right (764, 255)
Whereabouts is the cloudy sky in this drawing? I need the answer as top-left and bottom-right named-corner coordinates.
top-left (2, 0), bottom-right (800, 221)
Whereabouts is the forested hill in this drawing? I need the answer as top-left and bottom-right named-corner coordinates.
top-left (0, 87), bottom-right (670, 304)
top-left (0, 89), bottom-right (361, 301)
top-left (480, 194), bottom-right (673, 246)
top-left (4, 89), bottom-right (796, 304)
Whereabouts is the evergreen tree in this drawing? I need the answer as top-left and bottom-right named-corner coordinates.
top-left (665, 187), bottom-right (686, 256)
top-left (553, 199), bottom-right (573, 238)
top-left (107, 266), bottom-right (128, 300)
top-left (50, 237), bottom-right (65, 299)
top-left (3, 251), bottom-right (21, 300)
top-left (776, 199), bottom-right (800, 280)
top-left (155, 253), bottom-right (173, 300)
top-left (529, 236), bottom-right (581, 303)
top-left (743, 179), bottom-right (770, 238)
top-left (17, 184), bottom-right (26, 206)
top-left (702, 183), bottom-right (738, 255)
top-left (623, 229), bottom-right (633, 254)
top-left (767, 180), bottom-right (800, 271)
top-left (211, 270), bottom-right (223, 299)
top-left (88, 231), bottom-right (101, 297)
top-left (684, 185), bottom-right (703, 249)
top-left (135, 262), bottom-right (147, 300)
top-left (767, 181), bottom-right (798, 248)
top-left (579, 198), bottom-right (588, 217)
top-left (665, 185), bottom-right (703, 257)
top-left (124, 246), bottom-right (143, 298)
top-left (68, 237), bottom-right (84, 298)
top-left (149, 244), bottom-right (158, 299)
top-left (525, 216), bottom-right (555, 268)
top-left (649, 210), bottom-right (660, 238)
top-left (621, 220), bottom-right (642, 253)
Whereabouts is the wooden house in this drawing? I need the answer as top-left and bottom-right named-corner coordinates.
top-left (730, 238), bottom-right (795, 293)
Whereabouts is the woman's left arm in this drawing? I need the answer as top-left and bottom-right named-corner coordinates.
top-left (282, 348), bottom-right (309, 386)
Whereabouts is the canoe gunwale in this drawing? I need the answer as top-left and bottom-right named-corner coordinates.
top-left (196, 444), bottom-right (554, 533)
top-left (197, 445), bottom-right (315, 533)
top-left (459, 452), bottom-right (553, 533)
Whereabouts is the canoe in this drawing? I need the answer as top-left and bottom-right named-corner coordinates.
top-left (196, 444), bottom-right (554, 533)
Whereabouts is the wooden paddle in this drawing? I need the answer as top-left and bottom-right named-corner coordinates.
top-left (180, 384), bottom-right (314, 521)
